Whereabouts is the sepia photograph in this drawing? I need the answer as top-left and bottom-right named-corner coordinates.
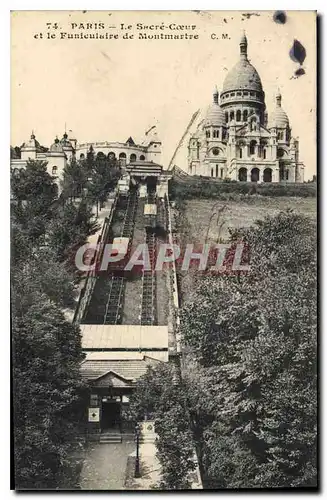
top-left (10, 9), bottom-right (317, 491)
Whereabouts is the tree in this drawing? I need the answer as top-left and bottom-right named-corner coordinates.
top-left (127, 364), bottom-right (197, 489)
top-left (180, 211), bottom-right (317, 488)
top-left (11, 161), bottom-right (88, 489)
top-left (11, 160), bottom-right (57, 214)
top-left (85, 146), bottom-right (120, 214)
top-left (12, 290), bottom-right (86, 489)
top-left (46, 198), bottom-right (99, 270)
top-left (60, 157), bottom-right (88, 201)
top-left (11, 160), bottom-right (58, 243)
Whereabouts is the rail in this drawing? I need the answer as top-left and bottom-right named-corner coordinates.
top-left (73, 190), bottom-right (119, 324)
top-left (140, 190), bottom-right (158, 325)
top-left (81, 189), bottom-right (139, 325)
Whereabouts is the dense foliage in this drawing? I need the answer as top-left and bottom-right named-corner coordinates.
top-left (127, 364), bottom-right (197, 490)
top-left (11, 159), bottom-right (109, 488)
top-left (181, 210), bottom-right (317, 488)
top-left (130, 210), bottom-right (317, 489)
top-left (61, 146), bottom-right (121, 214)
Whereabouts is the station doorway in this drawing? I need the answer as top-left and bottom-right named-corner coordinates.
top-left (101, 400), bottom-right (121, 431)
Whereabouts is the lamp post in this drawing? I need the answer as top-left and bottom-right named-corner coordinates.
top-left (134, 423), bottom-right (141, 478)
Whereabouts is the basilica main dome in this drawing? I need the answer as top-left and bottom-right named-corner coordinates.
top-left (222, 33), bottom-right (263, 94)
top-left (220, 33), bottom-right (265, 120)
top-left (222, 59), bottom-right (263, 93)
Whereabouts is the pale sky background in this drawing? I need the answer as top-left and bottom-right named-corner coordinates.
top-left (11, 10), bottom-right (316, 179)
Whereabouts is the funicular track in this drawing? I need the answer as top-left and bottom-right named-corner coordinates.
top-left (103, 189), bottom-right (138, 324)
top-left (156, 193), bottom-right (169, 235)
top-left (82, 189), bottom-right (138, 325)
top-left (140, 189), bottom-right (157, 325)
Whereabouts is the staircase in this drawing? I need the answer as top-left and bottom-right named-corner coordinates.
top-left (100, 431), bottom-right (122, 444)
top-left (99, 431), bottom-right (135, 444)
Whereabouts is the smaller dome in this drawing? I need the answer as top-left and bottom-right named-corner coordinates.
top-left (203, 87), bottom-right (225, 127)
top-left (268, 90), bottom-right (289, 128)
top-left (21, 131), bottom-right (41, 150)
top-left (50, 137), bottom-right (64, 153)
top-left (204, 103), bottom-right (225, 127)
top-left (60, 132), bottom-right (74, 149)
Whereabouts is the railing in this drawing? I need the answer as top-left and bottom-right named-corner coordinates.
top-left (73, 190), bottom-right (119, 324)
top-left (140, 230), bottom-right (157, 325)
top-left (165, 193), bottom-right (181, 354)
top-left (81, 189), bottom-right (139, 325)
top-left (77, 141), bottom-right (147, 151)
top-left (140, 191), bottom-right (157, 325)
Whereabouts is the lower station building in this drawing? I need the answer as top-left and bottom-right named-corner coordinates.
top-left (73, 161), bottom-right (177, 440)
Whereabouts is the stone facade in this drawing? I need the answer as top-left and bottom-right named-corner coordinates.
top-left (10, 129), bottom-right (162, 190)
top-left (188, 34), bottom-right (305, 183)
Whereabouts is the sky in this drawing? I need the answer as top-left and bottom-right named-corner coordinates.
top-left (11, 10), bottom-right (316, 179)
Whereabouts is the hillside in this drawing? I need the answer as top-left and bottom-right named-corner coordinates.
top-left (171, 196), bottom-right (317, 304)
top-left (179, 196), bottom-right (316, 244)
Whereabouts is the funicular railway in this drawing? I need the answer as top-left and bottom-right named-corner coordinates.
top-left (140, 187), bottom-right (158, 325)
top-left (76, 162), bottom-right (182, 443)
top-left (82, 187), bottom-right (139, 325)
top-left (81, 174), bottom-right (171, 328)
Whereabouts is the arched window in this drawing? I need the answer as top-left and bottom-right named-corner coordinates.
top-left (119, 152), bottom-right (126, 159)
top-left (225, 112), bottom-right (229, 123)
top-left (216, 165), bottom-right (219, 177)
top-left (213, 129), bottom-right (219, 138)
top-left (140, 155), bottom-right (145, 160)
top-left (263, 149), bottom-right (267, 159)
top-left (236, 110), bottom-right (241, 122)
top-left (108, 152), bottom-right (116, 161)
top-left (238, 167), bottom-right (247, 182)
top-left (96, 151), bottom-right (105, 159)
top-left (239, 147), bottom-right (243, 159)
top-left (250, 140), bottom-right (256, 155)
top-left (52, 165), bottom-right (58, 176)
top-left (243, 110), bottom-right (248, 122)
top-left (251, 167), bottom-right (260, 183)
top-left (230, 111), bottom-right (235, 121)
top-left (130, 153), bottom-right (136, 162)
top-left (206, 130), bottom-right (210, 138)
top-left (79, 153), bottom-right (85, 160)
top-left (263, 168), bottom-right (272, 182)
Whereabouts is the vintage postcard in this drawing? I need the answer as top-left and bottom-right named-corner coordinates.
top-left (11, 10), bottom-right (317, 491)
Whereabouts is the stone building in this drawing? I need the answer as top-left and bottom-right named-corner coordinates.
top-left (10, 128), bottom-right (162, 189)
top-left (188, 33), bottom-right (305, 183)
top-left (10, 133), bottom-right (72, 182)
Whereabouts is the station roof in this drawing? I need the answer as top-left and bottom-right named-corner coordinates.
top-left (81, 324), bottom-right (169, 351)
top-left (80, 355), bottom-right (161, 385)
